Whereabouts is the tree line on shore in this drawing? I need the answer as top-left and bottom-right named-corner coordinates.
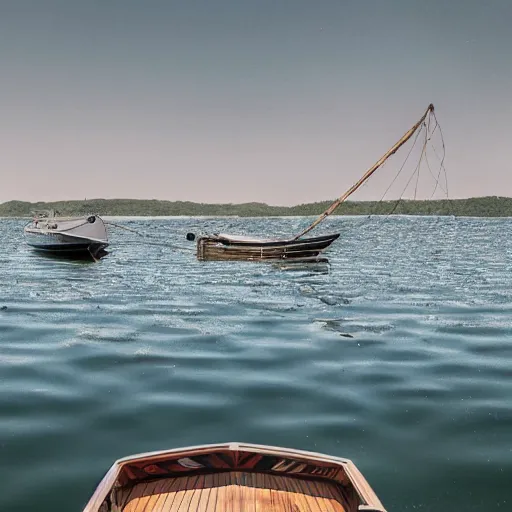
top-left (1, 196), bottom-right (512, 217)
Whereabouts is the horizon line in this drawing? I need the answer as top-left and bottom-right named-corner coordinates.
top-left (0, 195), bottom-right (512, 208)
top-left (1, 195), bottom-right (510, 208)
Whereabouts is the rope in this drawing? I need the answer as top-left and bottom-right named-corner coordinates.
top-left (431, 111), bottom-right (449, 199)
top-left (105, 221), bottom-right (194, 253)
top-left (35, 220), bottom-right (91, 233)
top-left (323, 111), bottom-right (451, 238)
top-left (293, 104), bottom-right (435, 240)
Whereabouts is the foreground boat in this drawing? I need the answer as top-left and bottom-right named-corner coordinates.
top-left (195, 233), bottom-right (340, 262)
top-left (83, 442), bottom-right (385, 511)
top-left (24, 211), bottom-right (109, 260)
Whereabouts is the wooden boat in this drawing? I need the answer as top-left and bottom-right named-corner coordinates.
top-left (195, 233), bottom-right (340, 262)
top-left (192, 104), bottom-right (438, 263)
top-left (24, 210), bottom-right (109, 260)
top-left (82, 442), bottom-right (386, 511)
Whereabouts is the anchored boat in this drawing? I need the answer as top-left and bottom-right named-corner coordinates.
top-left (82, 442), bottom-right (386, 511)
top-left (195, 233), bottom-right (340, 262)
top-left (191, 103), bottom-right (439, 263)
top-left (24, 211), bottom-right (109, 260)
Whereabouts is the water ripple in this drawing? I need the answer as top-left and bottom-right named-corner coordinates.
top-left (0, 216), bottom-right (511, 511)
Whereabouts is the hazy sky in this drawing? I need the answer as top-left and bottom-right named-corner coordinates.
top-left (1, 0), bottom-right (510, 205)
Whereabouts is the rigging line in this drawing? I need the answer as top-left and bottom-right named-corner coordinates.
top-left (427, 140), bottom-right (450, 203)
top-left (406, 148), bottom-right (426, 197)
top-left (425, 119), bottom-right (449, 200)
top-left (432, 111), bottom-right (448, 198)
top-left (384, 196), bottom-right (403, 218)
top-left (375, 124), bottom-right (425, 204)
top-left (414, 116), bottom-right (431, 200)
top-left (338, 146), bottom-right (417, 231)
top-left (426, 135), bottom-right (449, 197)
top-left (359, 110), bottom-right (448, 228)
top-left (426, 115), bottom-right (445, 168)
top-left (427, 115), bottom-right (452, 214)
top-left (360, 127), bottom-right (430, 227)
top-left (326, 114), bottom-right (438, 233)
top-left (423, 115), bottom-right (449, 197)
top-left (427, 141), bottom-right (444, 167)
top-left (348, 122), bottom-right (428, 230)
top-left (368, 161), bottom-right (424, 226)
top-left (428, 113), bottom-right (439, 139)
top-left (383, 142), bottom-right (427, 219)
top-left (424, 109), bottom-right (445, 198)
top-left (441, 157), bottom-right (449, 199)
top-left (413, 160), bottom-right (420, 200)
top-left (293, 104), bottom-right (435, 240)
top-left (382, 163), bottom-right (424, 219)
top-left (416, 121), bottom-right (431, 198)
top-left (360, 123), bottom-right (425, 224)
top-left (432, 112), bottom-right (446, 158)
top-left (344, 157), bottom-right (426, 234)
top-left (425, 150), bottom-right (447, 198)
top-left (414, 123), bottom-right (428, 200)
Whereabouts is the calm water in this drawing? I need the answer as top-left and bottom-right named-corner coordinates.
top-left (0, 216), bottom-right (511, 511)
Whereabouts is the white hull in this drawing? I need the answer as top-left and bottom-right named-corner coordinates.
top-left (24, 215), bottom-right (109, 258)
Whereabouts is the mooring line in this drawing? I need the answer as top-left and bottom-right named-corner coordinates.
top-left (105, 221), bottom-right (194, 253)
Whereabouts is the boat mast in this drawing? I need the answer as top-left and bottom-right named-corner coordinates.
top-left (293, 103), bottom-right (435, 240)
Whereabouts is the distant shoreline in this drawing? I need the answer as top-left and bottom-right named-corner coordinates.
top-left (1, 197), bottom-right (512, 218)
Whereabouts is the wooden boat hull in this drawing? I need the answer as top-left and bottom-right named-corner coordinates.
top-left (196, 233), bottom-right (340, 262)
top-left (24, 215), bottom-right (109, 260)
top-left (83, 442), bottom-right (385, 512)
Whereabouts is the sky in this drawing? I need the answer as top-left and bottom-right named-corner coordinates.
top-left (1, 0), bottom-right (511, 205)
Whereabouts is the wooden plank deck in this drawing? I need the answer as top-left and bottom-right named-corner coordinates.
top-left (120, 471), bottom-right (348, 512)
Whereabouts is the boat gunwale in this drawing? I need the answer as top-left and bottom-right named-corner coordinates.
top-left (200, 243), bottom-right (334, 254)
top-left (23, 228), bottom-right (109, 245)
top-left (23, 214), bottom-right (108, 243)
top-left (82, 442), bottom-right (385, 512)
top-left (200, 233), bottom-right (340, 248)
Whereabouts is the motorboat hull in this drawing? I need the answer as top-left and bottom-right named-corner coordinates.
top-left (24, 234), bottom-right (108, 259)
top-left (24, 215), bottom-right (109, 260)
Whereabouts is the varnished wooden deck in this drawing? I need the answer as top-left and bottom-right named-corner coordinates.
top-left (119, 471), bottom-right (349, 511)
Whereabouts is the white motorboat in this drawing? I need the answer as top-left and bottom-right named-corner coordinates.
top-left (24, 210), bottom-right (109, 260)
